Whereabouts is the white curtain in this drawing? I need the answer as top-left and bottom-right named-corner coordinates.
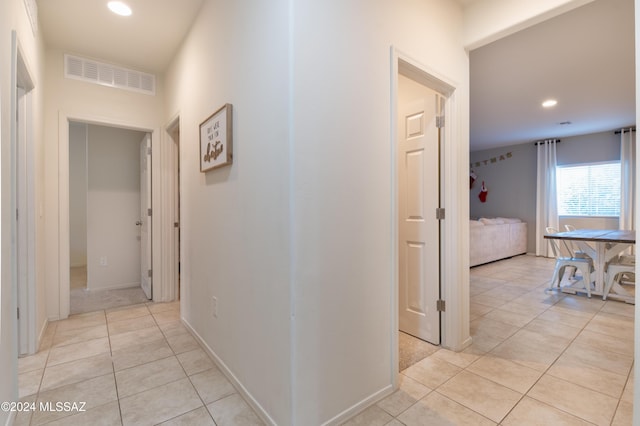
top-left (536, 139), bottom-right (559, 257)
top-left (620, 128), bottom-right (635, 231)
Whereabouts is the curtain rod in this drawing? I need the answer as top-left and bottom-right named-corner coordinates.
top-left (534, 139), bottom-right (561, 146)
top-left (614, 128), bottom-right (636, 134)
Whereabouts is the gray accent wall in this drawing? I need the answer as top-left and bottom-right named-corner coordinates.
top-left (470, 130), bottom-right (623, 254)
top-left (555, 130), bottom-right (620, 165)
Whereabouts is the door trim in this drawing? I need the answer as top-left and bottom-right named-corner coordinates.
top-left (140, 134), bottom-right (153, 300)
top-left (390, 47), bottom-right (471, 387)
top-left (57, 111), bottom-right (166, 319)
top-left (164, 114), bottom-right (181, 304)
top-left (11, 31), bottom-right (37, 355)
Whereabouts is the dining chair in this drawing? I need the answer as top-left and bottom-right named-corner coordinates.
top-left (603, 255), bottom-right (635, 300)
top-left (546, 227), bottom-right (594, 297)
top-left (564, 225), bottom-right (591, 257)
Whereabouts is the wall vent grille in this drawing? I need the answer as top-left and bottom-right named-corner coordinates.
top-left (64, 54), bottom-right (156, 96)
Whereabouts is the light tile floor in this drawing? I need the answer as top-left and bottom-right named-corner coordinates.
top-left (344, 255), bottom-right (634, 426)
top-left (19, 256), bottom-right (636, 425)
top-left (17, 301), bottom-right (264, 426)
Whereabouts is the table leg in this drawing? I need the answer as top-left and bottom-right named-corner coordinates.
top-left (576, 241), bottom-right (601, 294)
top-left (594, 242), bottom-right (606, 293)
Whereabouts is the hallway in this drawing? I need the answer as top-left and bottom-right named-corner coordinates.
top-left (16, 302), bottom-right (263, 425)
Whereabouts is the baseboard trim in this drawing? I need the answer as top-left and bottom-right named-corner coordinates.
top-left (84, 282), bottom-right (141, 292)
top-left (181, 319), bottom-right (277, 426)
top-left (321, 384), bottom-right (394, 426)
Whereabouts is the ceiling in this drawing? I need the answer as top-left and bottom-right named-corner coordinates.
top-left (37, 0), bottom-right (205, 72)
top-left (36, 1), bottom-right (635, 151)
top-left (470, 0), bottom-right (635, 151)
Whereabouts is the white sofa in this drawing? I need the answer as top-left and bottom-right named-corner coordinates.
top-left (470, 217), bottom-right (527, 267)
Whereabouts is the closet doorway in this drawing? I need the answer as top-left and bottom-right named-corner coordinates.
top-left (68, 122), bottom-right (151, 314)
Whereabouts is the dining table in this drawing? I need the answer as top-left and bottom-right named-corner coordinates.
top-left (544, 229), bottom-right (635, 302)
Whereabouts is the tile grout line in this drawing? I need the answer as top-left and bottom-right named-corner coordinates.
top-left (159, 306), bottom-right (217, 425)
top-left (486, 274), bottom-right (627, 424)
top-left (453, 287), bottom-right (564, 424)
top-left (389, 272), bottom-right (548, 423)
top-left (106, 308), bottom-right (127, 426)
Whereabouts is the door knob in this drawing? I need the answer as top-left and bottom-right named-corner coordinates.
top-left (136, 221), bottom-right (142, 226)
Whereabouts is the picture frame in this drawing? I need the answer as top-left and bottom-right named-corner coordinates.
top-left (200, 103), bottom-right (233, 172)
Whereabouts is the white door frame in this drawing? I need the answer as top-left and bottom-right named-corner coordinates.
top-left (164, 115), bottom-right (181, 303)
top-left (139, 133), bottom-right (153, 300)
top-left (11, 31), bottom-right (37, 355)
top-left (57, 112), bottom-right (173, 319)
top-left (390, 48), bottom-right (471, 386)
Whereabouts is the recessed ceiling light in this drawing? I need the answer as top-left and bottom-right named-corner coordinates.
top-left (542, 99), bottom-right (558, 108)
top-left (108, 1), bottom-right (132, 16)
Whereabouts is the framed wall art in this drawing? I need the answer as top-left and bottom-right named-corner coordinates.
top-left (200, 103), bottom-right (233, 172)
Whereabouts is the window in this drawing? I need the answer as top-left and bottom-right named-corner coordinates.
top-left (557, 162), bottom-right (621, 216)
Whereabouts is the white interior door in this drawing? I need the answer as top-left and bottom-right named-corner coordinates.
top-left (398, 74), bottom-right (441, 344)
top-left (140, 134), bottom-right (152, 299)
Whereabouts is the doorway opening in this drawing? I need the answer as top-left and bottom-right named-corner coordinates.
top-left (68, 122), bottom-right (151, 314)
top-left (59, 113), bottom-right (178, 320)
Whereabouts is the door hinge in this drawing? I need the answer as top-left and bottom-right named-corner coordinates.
top-left (148, 269), bottom-right (152, 278)
top-left (436, 115), bottom-right (445, 128)
top-left (147, 208), bottom-right (152, 216)
top-left (437, 300), bottom-right (446, 312)
top-left (147, 146), bottom-right (152, 156)
top-left (436, 208), bottom-right (445, 220)
top-left (17, 307), bottom-right (20, 320)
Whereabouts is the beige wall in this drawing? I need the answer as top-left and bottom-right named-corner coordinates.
top-left (163, 0), bottom-right (292, 423)
top-left (290, 1), bottom-right (469, 422)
